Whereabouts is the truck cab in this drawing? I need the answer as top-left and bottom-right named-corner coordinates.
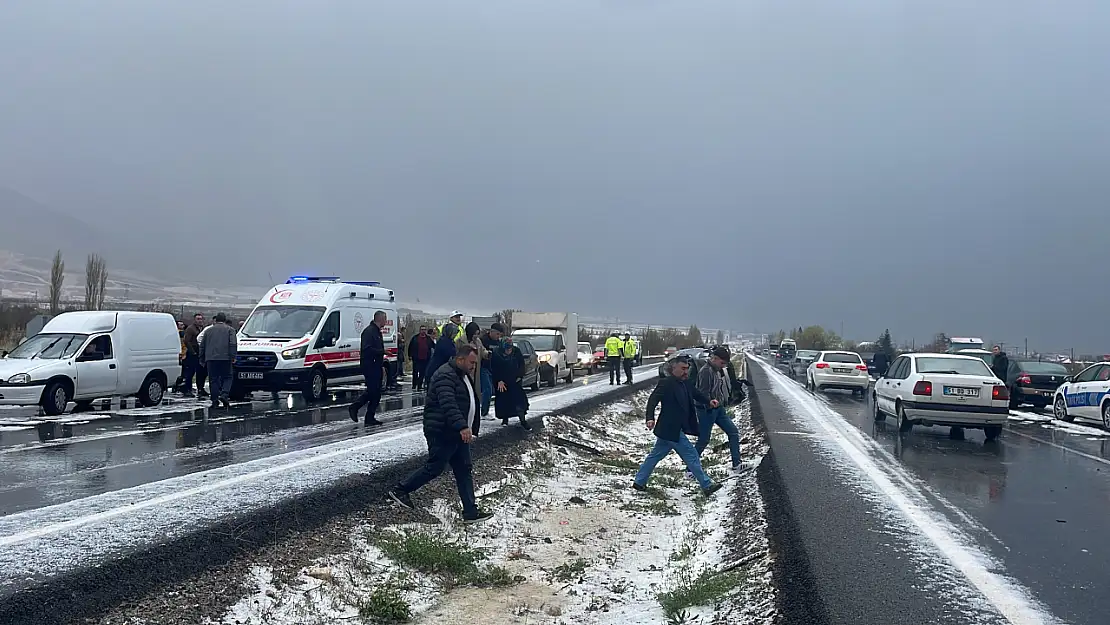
top-left (233, 276), bottom-right (398, 402)
top-left (511, 312), bottom-right (579, 387)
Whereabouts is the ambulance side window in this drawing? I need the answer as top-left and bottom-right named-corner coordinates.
top-left (316, 311), bottom-right (340, 348)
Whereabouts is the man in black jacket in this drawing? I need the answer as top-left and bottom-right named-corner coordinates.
top-left (991, 345), bottom-right (1010, 382)
top-left (633, 357), bottom-right (723, 495)
top-left (388, 345), bottom-right (493, 523)
top-left (349, 310), bottom-right (387, 426)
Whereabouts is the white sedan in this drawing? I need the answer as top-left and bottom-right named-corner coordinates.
top-left (1051, 362), bottom-right (1110, 428)
top-left (806, 351), bottom-right (870, 395)
top-left (873, 353), bottom-right (1009, 441)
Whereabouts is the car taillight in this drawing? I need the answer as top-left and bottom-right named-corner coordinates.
top-left (912, 381), bottom-right (933, 395)
top-left (815, 363), bottom-right (829, 369)
top-left (856, 365), bottom-right (868, 370)
top-left (992, 385), bottom-right (1009, 400)
top-left (1016, 374), bottom-right (1031, 385)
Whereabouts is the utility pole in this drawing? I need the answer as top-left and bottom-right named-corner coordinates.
top-left (1024, 338), bottom-right (1028, 357)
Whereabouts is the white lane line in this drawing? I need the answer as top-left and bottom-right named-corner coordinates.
top-left (1004, 429), bottom-right (1110, 467)
top-left (0, 366), bottom-right (658, 547)
top-left (758, 360), bottom-right (1062, 625)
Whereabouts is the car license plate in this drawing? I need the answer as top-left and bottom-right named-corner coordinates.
top-left (833, 367), bottom-right (852, 374)
top-left (943, 386), bottom-right (979, 398)
top-left (238, 371), bottom-right (264, 380)
top-left (1041, 391), bottom-right (1053, 397)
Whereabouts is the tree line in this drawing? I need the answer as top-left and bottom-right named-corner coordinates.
top-left (770, 325), bottom-right (898, 360)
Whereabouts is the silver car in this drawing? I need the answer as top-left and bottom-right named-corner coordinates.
top-left (791, 350), bottom-right (820, 377)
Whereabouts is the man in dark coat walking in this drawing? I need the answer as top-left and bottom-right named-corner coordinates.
top-left (349, 310), bottom-right (387, 426)
top-left (407, 325), bottom-right (435, 391)
top-left (388, 345), bottom-right (493, 523)
top-left (633, 357), bottom-right (722, 495)
top-left (991, 345), bottom-right (1010, 382)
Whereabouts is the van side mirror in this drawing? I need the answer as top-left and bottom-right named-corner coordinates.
top-left (317, 331), bottom-right (336, 348)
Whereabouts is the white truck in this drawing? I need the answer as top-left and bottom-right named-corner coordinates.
top-left (511, 312), bottom-right (579, 387)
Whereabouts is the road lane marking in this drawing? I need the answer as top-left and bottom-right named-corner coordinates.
top-left (759, 360), bottom-right (1062, 625)
top-left (1004, 428), bottom-right (1110, 467)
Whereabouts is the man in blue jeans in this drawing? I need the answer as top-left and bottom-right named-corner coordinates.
top-left (633, 357), bottom-right (722, 496)
top-left (695, 347), bottom-right (742, 469)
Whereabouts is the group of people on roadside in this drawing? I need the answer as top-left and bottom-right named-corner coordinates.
top-left (633, 345), bottom-right (749, 498)
top-left (174, 312), bottom-right (238, 409)
top-left (603, 331), bottom-right (638, 385)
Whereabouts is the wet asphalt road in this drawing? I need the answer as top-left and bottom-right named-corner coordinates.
top-left (0, 365), bottom-right (657, 518)
top-left (760, 358), bottom-right (1110, 625)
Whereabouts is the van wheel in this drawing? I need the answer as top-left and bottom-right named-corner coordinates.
top-left (41, 380), bottom-right (71, 416)
top-left (138, 374), bottom-right (166, 407)
top-left (302, 368), bottom-right (327, 402)
top-left (564, 367), bottom-right (574, 383)
top-left (984, 425), bottom-right (1003, 441)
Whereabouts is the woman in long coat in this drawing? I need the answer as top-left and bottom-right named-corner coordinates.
top-left (491, 338), bottom-right (531, 430)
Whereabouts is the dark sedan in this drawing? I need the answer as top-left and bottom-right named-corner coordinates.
top-left (514, 338), bottom-right (542, 391)
top-left (1005, 360), bottom-right (1070, 409)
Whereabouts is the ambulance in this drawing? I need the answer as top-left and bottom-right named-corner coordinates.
top-left (231, 276), bottom-right (399, 402)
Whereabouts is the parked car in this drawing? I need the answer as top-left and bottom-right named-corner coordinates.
top-left (806, 351), bottom-right (869, 395)
top-left (1051, 362), bottom-right (1110, 428)
top-left (514, 338), bottom-right (542, 391)
top-left (575, 341), bottom-right (600, 373)
top-left (1004, 360), bottom-right (1069, 410)
top-left (791, 350), bottom-right (820, 377)
top-left (664, 346), bottom-right (678, 357)
top-left (874, 353), bottom-right (1008, 440)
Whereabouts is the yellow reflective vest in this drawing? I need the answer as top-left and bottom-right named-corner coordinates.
top-left (438, 322), bottom-right (465, 346)
top-left (604, 336), bottom-right (624, 357)
top-left (623, 339), bottom-right (637, 359)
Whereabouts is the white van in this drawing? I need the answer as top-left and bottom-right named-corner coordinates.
top-left (233, 276), bottom-right (399, 402)
top-left (0, 311), bottom-right (181, 415)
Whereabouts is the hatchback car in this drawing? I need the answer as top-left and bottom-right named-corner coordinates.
top-left (806, 351), bottom-right (869, 395)
top-left (1052, 362), bottom-right (1110, 428)
top-left (874, 353), bottom-right (1008, 440)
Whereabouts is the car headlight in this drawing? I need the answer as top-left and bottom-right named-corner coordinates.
top-left (281, 345), bottom-right (308, 360)
top-left (539, 354), bottom-right (552, 363)
top-left (6, 373), bottom-right (31, 385)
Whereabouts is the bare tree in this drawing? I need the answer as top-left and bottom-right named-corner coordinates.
top-left (84, 254), bottom-right (108, 310)
top-left (49, 250), bottom-right (65, 316)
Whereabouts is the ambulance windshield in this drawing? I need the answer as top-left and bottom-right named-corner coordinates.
top-left (243, 306), bottom-right (326, 339)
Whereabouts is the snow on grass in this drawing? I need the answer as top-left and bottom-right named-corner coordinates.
top-left (1009, 410), bottom-right (1109, 437)
top-left (214, 391), bottom-right (775, 625)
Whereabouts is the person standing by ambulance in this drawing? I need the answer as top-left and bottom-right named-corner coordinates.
top-left (605, 331), bottom-right (625, 385)
top-left (621, 333), bottom-right (637, 385)
top-left (349, 310), bottom-right (387, 426)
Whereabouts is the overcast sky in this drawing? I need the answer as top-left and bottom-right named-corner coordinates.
top-left (1, 1), bottom-right (1108, 351)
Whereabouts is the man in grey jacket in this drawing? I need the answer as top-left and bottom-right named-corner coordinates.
top-left (199, 312), bottom-right (237, 409)
top-left (694, 347), bottom-right (742, 469)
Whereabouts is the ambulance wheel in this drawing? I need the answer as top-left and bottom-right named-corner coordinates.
top-left (302, 367), bottom-right (327, 402)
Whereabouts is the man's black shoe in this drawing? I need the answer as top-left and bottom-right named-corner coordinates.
top-left (702, 482), bottom-right (723, 496)
top-left (462, 509), bottom-right (494, 524)
top-left (632, 482), bottom-right (647, 492)
top-left (365, 417), bottom-right (383, 426)
top-left (210, 401), bottom-right (220, 409)
top-left (520, 418), bottom-right (532, 431)
top-left (388, 489), bottom-right (415, 510)
top-left (221, 398), bottom-right (230, 408)
top-left (348, 405), bottom-right (360, 422)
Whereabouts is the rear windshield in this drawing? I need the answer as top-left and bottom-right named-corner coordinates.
top-left (915, 357), bottom-right (993, 376)
top-left (1017, 361), bottom-right (1069, 375)
top-left (822, 352), bottom-right (862, 363)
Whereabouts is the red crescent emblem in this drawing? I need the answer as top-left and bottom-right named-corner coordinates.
top-left (269, 289), bottom-right (293, 303)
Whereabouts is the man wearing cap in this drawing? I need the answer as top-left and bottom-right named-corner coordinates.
top-left (694, 347), bottom-right (742, 470)
top-left (621, 333), bottom-right (637, 385)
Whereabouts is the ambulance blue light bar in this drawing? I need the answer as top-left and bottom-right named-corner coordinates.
top-left (286, 276), bottom-right (341, 284)
top-left (345, 281), bottom-right (381, 286)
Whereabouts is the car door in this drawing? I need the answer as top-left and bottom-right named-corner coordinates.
top-left (1066, 364), bottom-right (1103, 420)
top-left (310, 310), bottom-right (346, 375)
top-left (517, 340), bottom-right (538, 385)
top-left (74, 335), bottom-right (120, 398)
top-left (1077, 365), bottom-right (1110, 421)
top-left (878, 357), bottom-right (909, 414)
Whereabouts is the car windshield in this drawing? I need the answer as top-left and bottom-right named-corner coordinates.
top-left (517, 334), bottom-right (556, 351)
top-left (916, 357), bottom-right (993, 376)
top-left (242, 306), bottom-right (326, 339)
top-left (578, 343), bottom-right (592, 354)
top-left (1017, 361), bottom-right (1069, 375)
top-left (6, 333), bottom-right (89, 360)
top-left (822, 352), bottom-right (862, 363)
top-left (797, 350), bottom-right (819, 359)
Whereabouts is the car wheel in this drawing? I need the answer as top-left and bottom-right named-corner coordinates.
top-left (138, 374), bottom-right (165, 407)
top-left (897, 403), bottom-right (913, 433)
top-left (949, 426), bottom-right (965, 440)
top-left (1032, 401), bottom-right (1048, 411)
top-left (1102, 401), bottom-right (1110, 431)
top-left (1053, 395), bottom-right (1073, 422)
top-left (873, 394), bottom-right (885, 422)
top-left (41, 380), bottom-right (71, 416)
top-left (530, 374), bottom-right (540, 391)
top-left (983, 425), bottom-right (1002, 441)
top-left (548, 367), bottom-right (558, 388)
top-left (565, 367), bottom-right (574, 383)
top-left (302, 367), bottom-right (327, 402)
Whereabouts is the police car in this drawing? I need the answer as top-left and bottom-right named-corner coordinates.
top-left (1052, 362), bottom-right (1110, 429)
